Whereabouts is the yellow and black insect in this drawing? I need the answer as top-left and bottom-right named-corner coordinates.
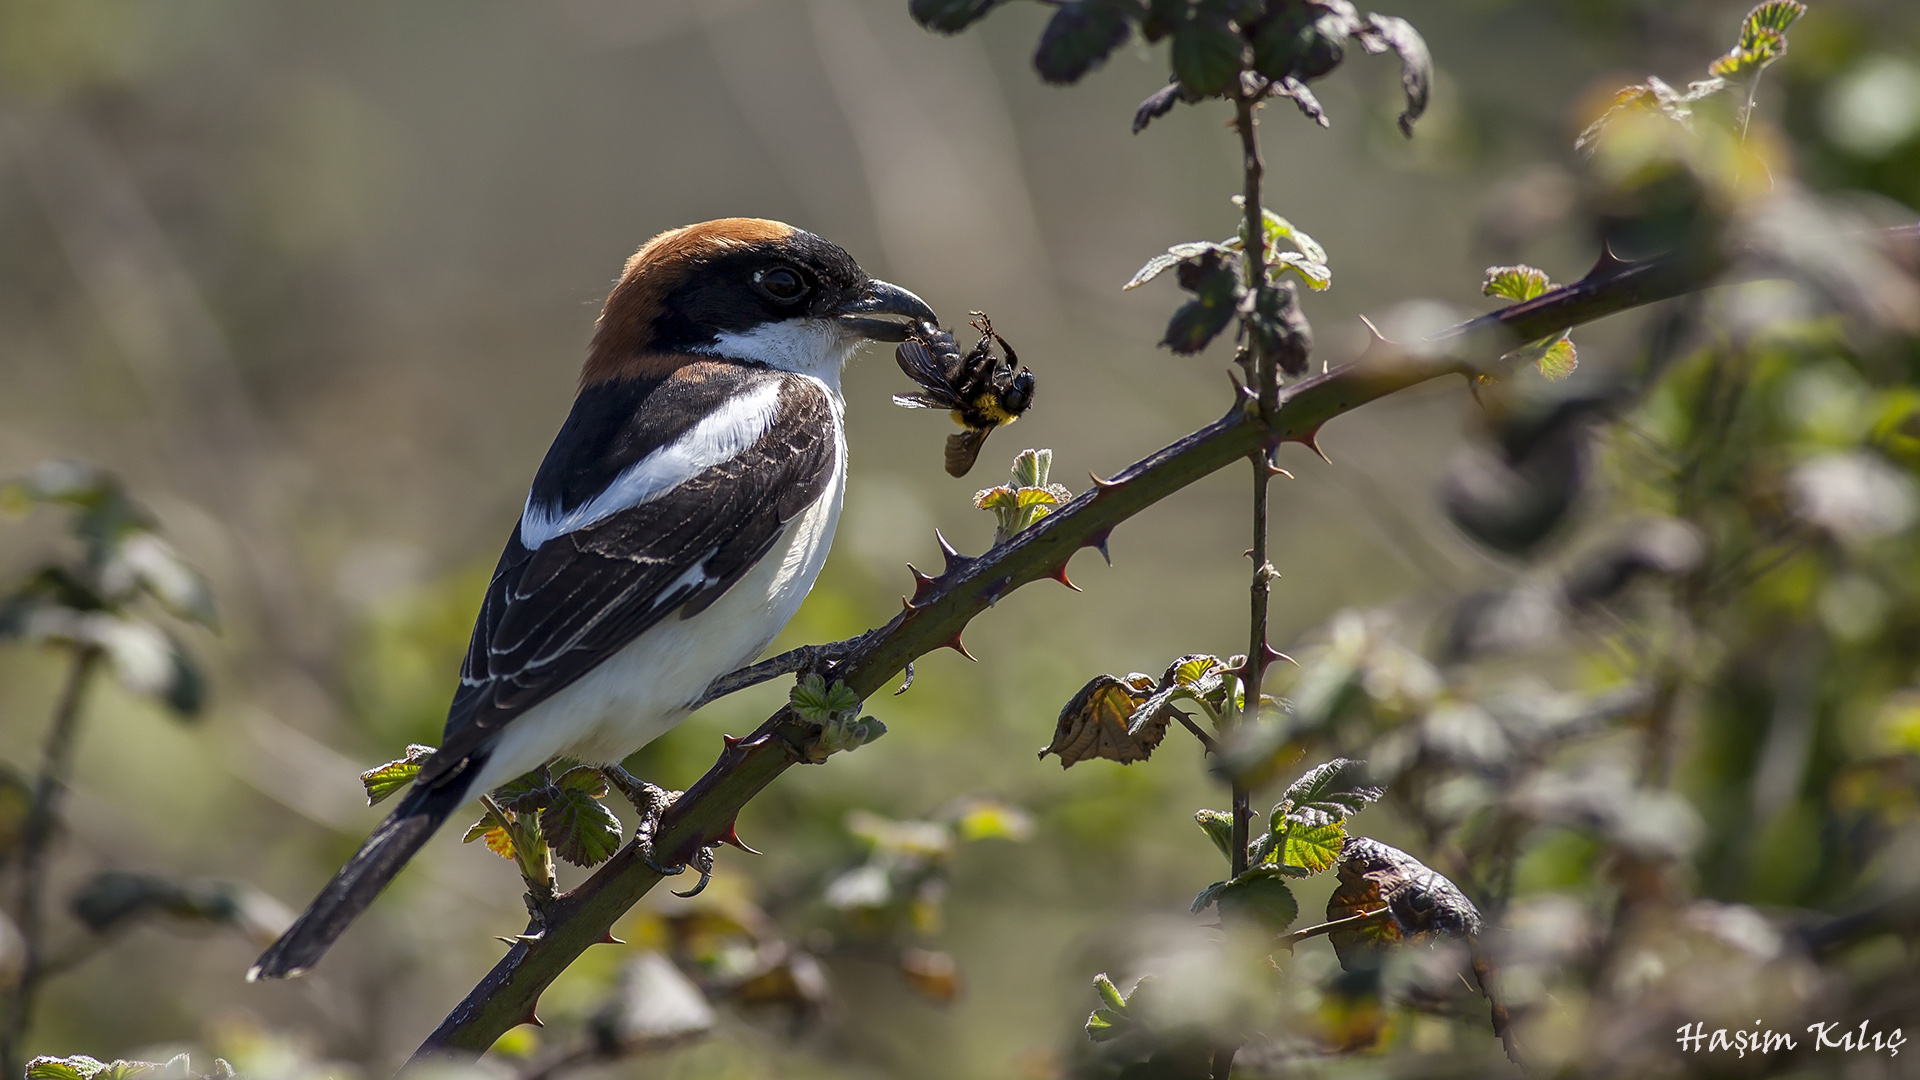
top-left (893, 312), bottom-right (1035, 478)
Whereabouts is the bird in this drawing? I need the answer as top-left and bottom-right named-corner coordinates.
top-left (249, 218), bottom-right (937, 980)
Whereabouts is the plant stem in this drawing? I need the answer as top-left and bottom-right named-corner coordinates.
top-left (2, 645), bottom-right (102, 1073)
top-left (1218, 82), bottom-right (1278, 1080)
top-left (1277, 907), bottom-right (1391, 949)
top-left (406, 224), bottom-right (1875, 1059)
top-left (1230, 85), bottom-right (1272, 886)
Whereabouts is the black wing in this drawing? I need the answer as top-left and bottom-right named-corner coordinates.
top-left (896, 336), bottom-right (962, 389)
top-left (418, 373), bottom-right (838, 785)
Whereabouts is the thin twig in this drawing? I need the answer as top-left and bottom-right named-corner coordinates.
top-left (2, 645), bottom-right (103, 1074)
top-left (1276, 907), bottom-right (1391, 949)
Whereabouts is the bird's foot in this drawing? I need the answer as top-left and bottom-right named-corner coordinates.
top-left (600, 766), bottom-right (716, 898)
top-left (692, 631), bottom-right (880, 709)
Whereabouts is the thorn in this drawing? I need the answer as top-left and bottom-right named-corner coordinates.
top-left (908, 562), bottom-right (938, 602)
top-left (1285, 425), bottom-right (1332, 464)
top-left (718, 817), bottom-right (761, 855)
top-left (1088, 471), bottom-right (1121, 493)
top-left (894, 660), bottom-right (916, 695)
top-left (598, 931), bottom-right (626, 945)
top-left (902, 595), bottom-right (917, 613)
top-left (1262, 643), bottom-right (1292, 666)
top-left (941, 631), bottom-right (978, 662)
top-left (519, 1005), bottom-right (544, 1029)
top-left (1049, 562), bottom-right (1081, 591)
top-left (1358, 313), bottom-right (1386, 342)
top-left (1582, 243), bottom-right (1632, 283)
top-left (936, 530), bottom-right (969, 575)
top-left (1083, 527), bottom-right (1113, 566)
top-left (722, 733), bottom-right (743, 750)
top-left (512, 932), bottom-right (545, 945)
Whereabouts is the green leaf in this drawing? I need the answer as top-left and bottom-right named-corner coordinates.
top-left (1253, 206), bottom-right (1327, 265)
top-left (1171, 654), bottom-right (1227, 689)
top-left (1190, 879), bottom-right (1229, 914)
top-left (1194, 808), bottom-right (1236, 863)
top-left (1141, 0), bottom-right (1183, 41)
top-left (24, 1058), bottom-right (147, 1080)
top-left (792, 673), bottom-right (860, 723)
top-left (1536, 334), bottom-right (1578, 381)
top-left (1743, 0), bottom-right (1804, 37)
top-left (909, 0), bottom-right (1005, 33)
top-left (1250, 3), bottom-right (1351, 83)
top-left (463, 817), bottom-right (518, 860)
top-left (820, 713), bottom-right (887, 754)
top-left (1482, 264), bottom-right (1553, 302)
top-left (554, 764), bottom-right (610, 799)
top-left (1125, 241), bottom-right (1232, 290)
top-left (1171, 14), bottom-right (1244, 97)
top-left (1095, 971), bottom-right (1128, 1011)
top-left (1355, 14), bottom-right (1430, 136)
top-left (1212, 866), bottom-right (1300, 932)
top-left (1011, 446), bottom-right (1051, 489)
top-left (1273, 251), bottom-right (1331, 291)
top-left (1162, 254), bottom-right (1242, 354)
top-left (492, 766), bottom-right (555, 814)
top-left (1711, 0), bottom-right (1803, 76)
top-left (1086, 1007), bottom-right (1128, 1041)
top-left (361, 744), bottom-right (437, 805)
top-left (1282, 820), bottom-right (1346, 873)
top-left (540, 787), bottom-right (625, 867)
top-left (1034, 0), bottom-right (1137, 85)
top-left (1279, 758), bottom-right (1385, 827)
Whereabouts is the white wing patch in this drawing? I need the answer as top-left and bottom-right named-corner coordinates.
top-left (519, 380), bottom-right (785, 549)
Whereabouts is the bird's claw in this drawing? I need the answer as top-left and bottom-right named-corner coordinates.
top-left (650, 844), bottom-right (716, 898)
top-left (603, 766), bottom-right (716, 897)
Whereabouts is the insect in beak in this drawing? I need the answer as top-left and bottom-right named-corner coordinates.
top-left (892, 312), bottom-right (1036, 477)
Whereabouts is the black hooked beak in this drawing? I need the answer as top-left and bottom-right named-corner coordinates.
top-left (834, 279), bottom-right (939, 342)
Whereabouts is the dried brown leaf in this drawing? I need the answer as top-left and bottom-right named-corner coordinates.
top-left (1039, 674), bottom-right (1169, 768)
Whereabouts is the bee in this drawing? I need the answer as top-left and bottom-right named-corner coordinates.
top-left (893, 312), bottom-right (1035, 478)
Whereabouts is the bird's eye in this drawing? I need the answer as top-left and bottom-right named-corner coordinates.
top-left (756, 267), bottom-right (808, 301)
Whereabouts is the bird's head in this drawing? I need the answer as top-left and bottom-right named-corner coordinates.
top-left (583, 218), bottom-right (936, 387)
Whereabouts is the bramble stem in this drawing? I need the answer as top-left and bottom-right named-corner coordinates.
top-left (2, 645), bottom-right (103, 1074)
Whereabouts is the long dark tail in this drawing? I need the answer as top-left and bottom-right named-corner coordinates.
top-left (248, 764), bottom-right (478, 980)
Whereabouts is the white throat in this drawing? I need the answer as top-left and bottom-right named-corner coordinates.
top-left (698, 318), bottom-right (857, 393)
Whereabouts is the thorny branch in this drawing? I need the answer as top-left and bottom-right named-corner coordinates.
top-left (408, 224), bottom-right (1919, 1060)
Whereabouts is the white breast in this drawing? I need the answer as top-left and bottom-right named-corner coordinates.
top-left (469, 382), bottom-right (847, 793)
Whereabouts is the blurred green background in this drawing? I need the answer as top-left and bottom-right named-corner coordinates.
top-left (0, 0), bottom-right (1916, 1074)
